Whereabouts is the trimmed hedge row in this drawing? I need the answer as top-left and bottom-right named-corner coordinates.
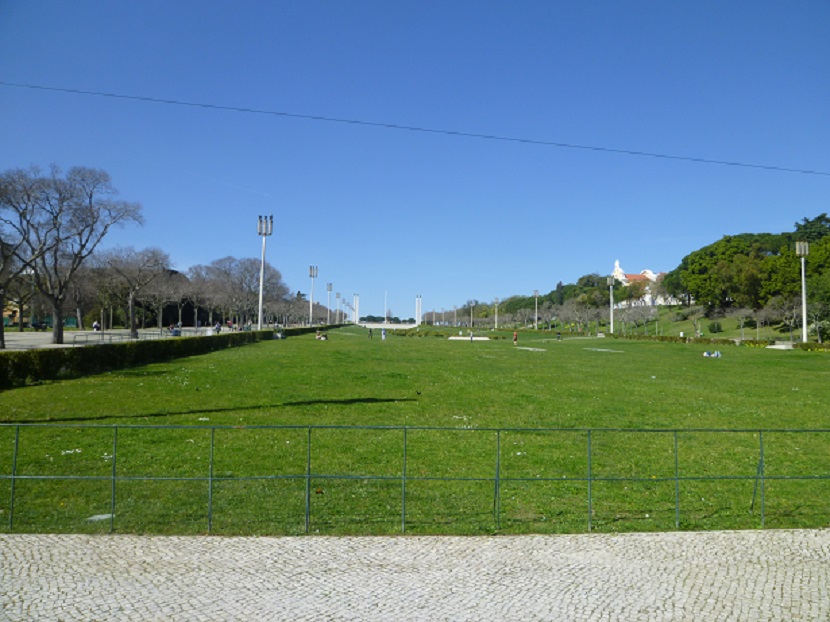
top-left (0, 330), bottom-right (278, 390)
top-left (609, 334), bottom-right (775, 347)
top-left (795, 341), bottom-right (830, 351)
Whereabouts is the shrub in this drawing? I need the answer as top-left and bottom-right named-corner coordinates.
top-left (708, 321), bottom-right (723, 334)
top-left (0, 329), bottom-right (278, 390)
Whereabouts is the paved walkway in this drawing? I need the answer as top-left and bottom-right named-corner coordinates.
top-left (2, 530), bottom-right (828, 620)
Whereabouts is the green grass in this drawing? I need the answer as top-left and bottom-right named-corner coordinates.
top-left (1, 326), bottom-right (829, 535)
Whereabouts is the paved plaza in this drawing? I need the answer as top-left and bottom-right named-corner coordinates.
top-left (1, 529), bottom-right (828, 621)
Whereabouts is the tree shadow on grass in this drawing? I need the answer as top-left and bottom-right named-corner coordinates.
top-left (0, 397), bottom-right (417, 424)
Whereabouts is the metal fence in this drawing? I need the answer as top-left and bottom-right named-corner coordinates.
top-left (71, 328), bottom-right (210, 346)
top-left (1, 423), bottom-right (828, 534)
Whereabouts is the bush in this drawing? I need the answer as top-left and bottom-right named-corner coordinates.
top-left (708, 321), bottom-right (723, 334)
top-left (0, 329), bottom-right (279, 390)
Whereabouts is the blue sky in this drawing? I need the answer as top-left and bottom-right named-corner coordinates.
top-left (1, 1), bottom-right (828, 319)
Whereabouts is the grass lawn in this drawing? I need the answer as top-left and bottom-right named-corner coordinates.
top-left (1, 326), bottom-right (828, 535)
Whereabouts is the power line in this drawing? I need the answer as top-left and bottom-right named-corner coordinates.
top-left (2, 80), bottom-right (829, 177)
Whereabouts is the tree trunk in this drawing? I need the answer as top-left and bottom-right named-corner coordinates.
top-left (0, 290), bottom-right (6, 349)
top-left (51, 300), bottom-right (65, 344)
top-left (128, 292), bottom-right (138, 339)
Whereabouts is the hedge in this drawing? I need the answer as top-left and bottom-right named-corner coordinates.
top-left (0, 329), bottom-right (281, 390)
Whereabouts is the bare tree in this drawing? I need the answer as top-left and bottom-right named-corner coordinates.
top-left (141, 269), bottom-right (180, 330)
top-left (101, 247), bottom-right (169, 338)
top-left (67, 262), bottom-right (100, 330)
top-left (185, 264), bottom-right (214, 327)
top-left (13, 166), bottom-right (142, 343)
top-left (765, 295), bottom-right (801, 342)
top-left (0, 167), bottom-right (55, 348)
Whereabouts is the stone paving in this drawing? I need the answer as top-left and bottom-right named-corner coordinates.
top-left (1, 530), bottom-right (828, 621)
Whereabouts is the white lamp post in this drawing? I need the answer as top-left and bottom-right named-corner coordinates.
top-left (607, 276), bottom-right (615, 335)
top-left (308, 266), bottom-right (318, 326)
top-left (326, 283), bottom-right (332, 325)
top-left (494, 298), bottom-right (499, 330)
top-left (796, 241), bottom-right (809, 343)
top-left (256, 215), bottom-right (273, 330)
top-left (336, 292), bottom-right (341, 324)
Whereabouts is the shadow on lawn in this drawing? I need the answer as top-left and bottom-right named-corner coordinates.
top-left (0, 397), bottom-right (417, 424)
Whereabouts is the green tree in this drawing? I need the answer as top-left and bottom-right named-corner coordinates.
top-left (794, 213), bottom-right (830, 244)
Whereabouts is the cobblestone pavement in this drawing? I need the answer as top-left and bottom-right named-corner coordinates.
top-left (2, 530), bottom-right (828, 621)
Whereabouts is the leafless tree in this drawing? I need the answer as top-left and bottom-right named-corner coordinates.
top-left (185, 264), bottom-right (215, 327)
top-left (12, 166), bottom-right (142, 343)
top-left (0, 167), bottom-right (56, 348)
top-left (765, 295), bottom-right (801, 342)
top-left (141, 269), bottom-right (181, 330)
top-left (100, 247), bottom-right (169, 338)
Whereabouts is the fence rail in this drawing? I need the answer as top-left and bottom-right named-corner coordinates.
top-left (2, 424), bottom-right (828, 535)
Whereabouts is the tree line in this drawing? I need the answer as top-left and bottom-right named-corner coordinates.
top-left (450, 214), bottom-right (830, 340)
top-left (0, 166), bottom-right (322, 349)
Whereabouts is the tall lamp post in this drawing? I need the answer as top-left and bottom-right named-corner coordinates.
top-left (256, 215), bottom-right (273, 330)
top-left (494, 298), bottom-right (499, 330)
top-left (796, 241), bottom-right (809, 343)
top-left (607, 276), bottom-right (615, 335)
top-left (533, 290), bottom-right (539, 330)
top-left (308, 266), bottom-right (318, 326)
top-left (326, 283), bottom-right (332, 325)
top-left (336, 292), bottom-right (341, 324)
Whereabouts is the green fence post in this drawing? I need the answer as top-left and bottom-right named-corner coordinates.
top-left (494, 430), bottom-right (501, 530)
top-left (207, 427), bottom-right (215, 534)
top-left (8, 426), bottom-right (20, 531)
top-left (674, 430), bottom-right (680, 529)
top-left (110, 426), bottom-right (118, 534)
top-left (401, 427), bottom-right (407, 534)
top-left (759, 431), bottom-right (765, 528)
top-left (305, 426), bottom-right (312, 534)
top-left (587, 429), bottom-right (593, 532)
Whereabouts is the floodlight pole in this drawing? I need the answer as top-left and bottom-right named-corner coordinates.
top-left (326, 283), bottom-right (332, 325)
top-left (607, 276), bottom-right (615, 335)
top-left (796, 241), bottom-right (809, 342)
top-left (257, 215), bottom-right (273, 330)
top-left (309, 266), bottom-right (318, 326)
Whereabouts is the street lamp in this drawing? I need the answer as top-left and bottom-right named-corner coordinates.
top-left (256, 215), bottom-right (273, 330)
top-left (796, 241), bottom-right (809, 343)
top-left (607, 276), bottom-right (615, 335)
top-left (326, 283), bottom-right (332, 325)
top-left (494, 298), bottom-right (499, 330)
top-left (533, 290), bottom-right (539, 330)
top-left (336, 292), bottom-right (341, 324)
top-left (309, 266), bottom-right (318, 326)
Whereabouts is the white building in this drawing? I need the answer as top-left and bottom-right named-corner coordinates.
top-left (611, 260), bottom-right (675, 306)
